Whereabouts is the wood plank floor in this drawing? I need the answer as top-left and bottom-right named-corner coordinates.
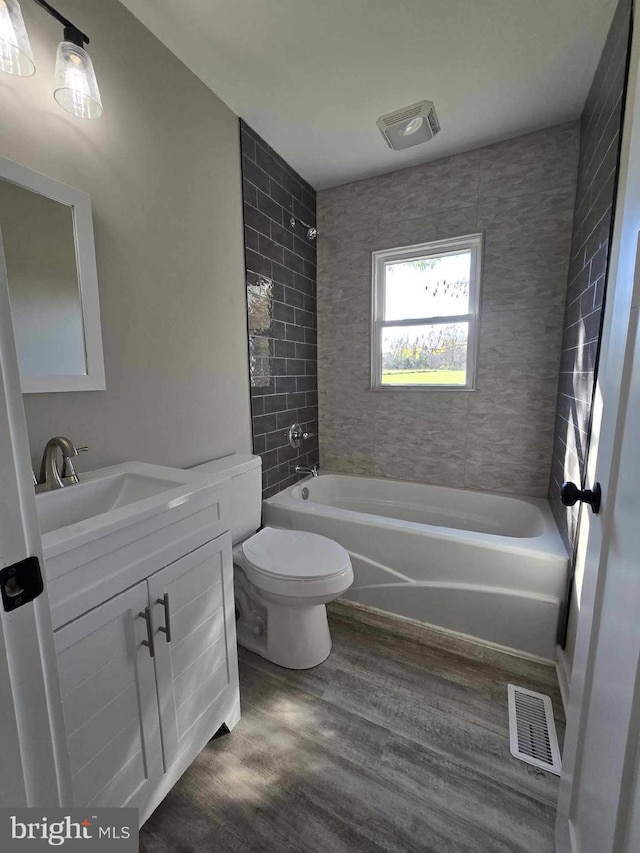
top-left (140, 602), bottom-right (564, 853)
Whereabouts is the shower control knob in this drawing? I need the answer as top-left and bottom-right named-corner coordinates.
top-left (287, 422), bottom-right (316, 448)
top-left (561, 481), bottom-right (602, 514)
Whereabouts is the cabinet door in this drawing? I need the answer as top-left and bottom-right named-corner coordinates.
top-left (54, 581), bottom-right (163, 811)
top-left (148, 533), bottom-right (239, 771)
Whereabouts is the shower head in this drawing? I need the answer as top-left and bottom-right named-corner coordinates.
top-left (290, 215), bottom-right (318, 241)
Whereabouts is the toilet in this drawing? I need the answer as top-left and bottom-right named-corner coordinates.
top-left (192, 454), bottom-right (353, 669)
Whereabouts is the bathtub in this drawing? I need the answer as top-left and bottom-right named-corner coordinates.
top-left (263, 473), bottom-right (569, 660)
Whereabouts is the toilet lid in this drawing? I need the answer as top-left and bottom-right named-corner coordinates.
top-left (242, 527), bottom-right (351, 579)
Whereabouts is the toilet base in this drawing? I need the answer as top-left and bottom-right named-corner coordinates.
top-left (238, 599), bottom-right (332, 669)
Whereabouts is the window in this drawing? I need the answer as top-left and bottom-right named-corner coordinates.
top-left (371, 234), bottom-right (483, 389)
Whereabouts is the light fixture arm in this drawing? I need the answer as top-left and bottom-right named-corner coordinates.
top-left (31, 0), bottom-right (89, 47)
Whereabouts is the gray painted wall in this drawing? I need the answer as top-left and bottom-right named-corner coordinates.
top-left (0, 0), bottom-right (251, 472)
top-left (317, 123), bottom-right (579, 497)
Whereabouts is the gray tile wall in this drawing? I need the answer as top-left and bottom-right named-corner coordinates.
top-left (241, 121), bottom-right (319, 498)
top-left (548, 0), bottom-right (632, 547)
top-left (317, 123), bottom-right (579, 497)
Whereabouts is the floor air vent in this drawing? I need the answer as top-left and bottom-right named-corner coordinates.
top-left (507, 684), bottom-right (561, 776)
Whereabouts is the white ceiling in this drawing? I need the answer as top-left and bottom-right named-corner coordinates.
top-left (120, 0), bottom-right (618, 189)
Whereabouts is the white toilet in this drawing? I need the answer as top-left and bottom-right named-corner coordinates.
top-left (192, 454), bottom-right (353, 669)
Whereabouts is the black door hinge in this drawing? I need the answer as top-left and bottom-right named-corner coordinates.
top-left (0, 557), bottom-right (44, 612)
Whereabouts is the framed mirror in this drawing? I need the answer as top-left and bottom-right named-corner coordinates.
top-left (0, 156), bottom-right (105, 393)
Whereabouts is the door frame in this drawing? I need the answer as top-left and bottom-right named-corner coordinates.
top-left (0, 229), bottom-right (71, 806)
top-left (556, 7), bottom-right (640, 849)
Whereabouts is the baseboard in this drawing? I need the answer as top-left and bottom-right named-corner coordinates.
top-left (555, 645), bottom-right (572, 716)
top-left (329, 598), bottom-right (556, 667)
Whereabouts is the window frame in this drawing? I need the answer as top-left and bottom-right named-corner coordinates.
top-left (370, 233), bottom-right (483, 391)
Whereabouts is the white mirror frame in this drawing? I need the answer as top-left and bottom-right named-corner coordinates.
top-left (0, 155), bottom-right (105, 393)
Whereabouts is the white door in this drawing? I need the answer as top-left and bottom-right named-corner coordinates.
top-left (148, 533), bottom-right (238, 771)
top-left (54, 581), bottom-right (164, 811)
top-left (0, 231), bottom-right (70, 806)
top-left (556, 15), bottom-right (640, 851)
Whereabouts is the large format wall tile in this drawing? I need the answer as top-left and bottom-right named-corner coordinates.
top-left (470, 363), bottom-right (560, 417)
top-left (318, 179), bottom-right (378, 238)
top-left (377, 151), bottom-right (480, 224)
top-left (373, 407), bottom-right (469, 486)
top-left (376, 206), bottom-right (479, 253)
top-left (465, 412), bottom-right (554, 470)
top-left (479, 123), bottom-right (580, 201)
top-left (478, 307), bottom-right (565, 367)
top-left (478, 187), bottom-right (576, 313)
top-left (464, 461), bottom-right (550, 498)
top-left (318, 122), bottom-right (579, 498)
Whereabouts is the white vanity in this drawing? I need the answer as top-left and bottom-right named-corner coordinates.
top-left (37, 462), bottom-right (239, 825)
top-left (0, 155), bottom-right (241, 822)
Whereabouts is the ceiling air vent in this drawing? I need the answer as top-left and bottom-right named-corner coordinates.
top-left (377, 100), bottom-right (441, 150)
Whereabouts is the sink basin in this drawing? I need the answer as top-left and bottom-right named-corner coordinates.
top-left (36, 470), bottom-right (183, 535)
top-left (35, 462), bottom-right (227, 547)
top-left (37, 461), bottom-right (231, 631)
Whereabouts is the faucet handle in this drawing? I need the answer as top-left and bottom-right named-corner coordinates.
top-left (287, 423), bottom-right (317, 448)
top-left (61, 446), bottom-right (87, 483)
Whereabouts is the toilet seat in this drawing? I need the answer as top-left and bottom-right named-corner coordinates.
top-left (243, 526), bottom-right (351, 579)
top-left (234, 526), bottom-right (352, 599)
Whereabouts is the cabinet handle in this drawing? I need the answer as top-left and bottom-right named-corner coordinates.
top-left (138, 606), bottom-right (155, 657)
top-left (157, 593), bottom-right (171, 643)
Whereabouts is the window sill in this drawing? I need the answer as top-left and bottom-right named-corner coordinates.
top-left (368, 385), bottom-right (477, 392)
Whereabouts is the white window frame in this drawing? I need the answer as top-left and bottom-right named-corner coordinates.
top-left (370, 233), bottom-right (483, 390)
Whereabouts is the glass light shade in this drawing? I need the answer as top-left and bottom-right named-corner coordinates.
top-left (402, 116), bottom-right (425, 136)
top-left (0, 0), bottom-right (35, 77)
top-left (53, 41), bottom-right (103, 120)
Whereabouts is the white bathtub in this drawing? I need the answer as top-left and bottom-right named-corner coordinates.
top-left (263, 473), bottom-right (569, 660)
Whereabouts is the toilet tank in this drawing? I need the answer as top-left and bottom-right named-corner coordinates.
top-left (191, 453), bottom-right (262, 545)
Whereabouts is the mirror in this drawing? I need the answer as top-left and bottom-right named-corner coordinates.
top-left (0, 156), bottom-right (105, 393)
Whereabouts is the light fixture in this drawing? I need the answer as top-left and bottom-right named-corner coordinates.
top-left (377, 100), bottom-right (441, 150)
top-left (403, 116), bottom-right (425, 136)
top-left (53, 29), bottom-right (102, 119)
top-left (0, 0), bottom-right (35, 76)
top-left (0, 0), bottom-right (103, 119)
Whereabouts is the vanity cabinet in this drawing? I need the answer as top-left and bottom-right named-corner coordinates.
top-left (55, 580), bottom-right (163, 813)
top-left (54, 532), bottom-right (239, 820)
top-left (147, 535), bottom-right (237, 772)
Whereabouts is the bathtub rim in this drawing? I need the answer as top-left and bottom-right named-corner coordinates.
top-left (265, 471), bottom-right (569, 564)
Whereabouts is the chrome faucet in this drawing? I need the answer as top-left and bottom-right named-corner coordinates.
top-left (294, 463), bottom-right (319, 478)
top-left (36, 437), bottom-right (87, 491)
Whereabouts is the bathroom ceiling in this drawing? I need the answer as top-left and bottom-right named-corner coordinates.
top-left (120, 0), bottom-right (618, 189)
